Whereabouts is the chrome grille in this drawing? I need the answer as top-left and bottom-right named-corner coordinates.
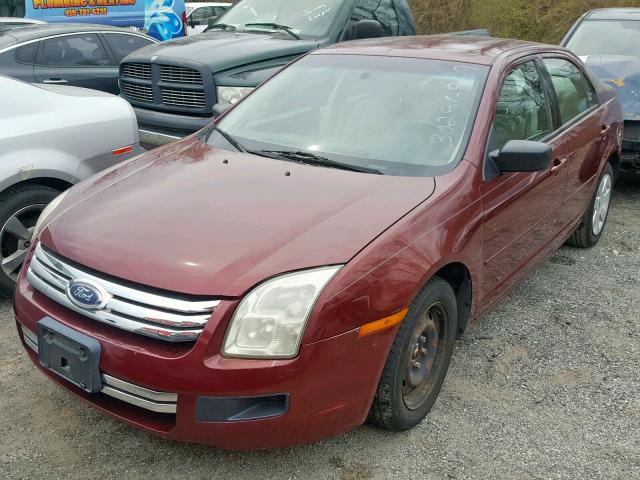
top-left (121, 62), bottom-right (151, 80)
top-left (121, 81), bottom-right (154, 102)
top-left (160, 65), bottom-right (203, 84)
top-left (161, 87), bottom-right (206, 108)
top-left (27, 244), bottom-right (219, 342)
top-left (21, 326), bottom-right (177, 413)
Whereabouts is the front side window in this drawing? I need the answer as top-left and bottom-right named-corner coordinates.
top-left (490, 61), bottom-right (553, 152)
top-left (565, 20), bottom-right (640, 58)
top-left (352, 0), bottom-right (400, 36)
top-left (212, 55), bottom-right (488, 177)
top-left (38, 34), bottom-right (110, 67)
top-left (216, 0), bottom-right (347, 38)
top-left (544, 58), bottom-right (597, 125)
top-left (103, 33), bottom-right (154, 63)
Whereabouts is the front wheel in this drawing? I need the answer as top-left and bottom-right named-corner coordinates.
top-left (0, 185), bottom-right (60, 297)
top-left (567, 162), bottom-right (614, 248)
top-left (368, 277), bottom-right (457, 431)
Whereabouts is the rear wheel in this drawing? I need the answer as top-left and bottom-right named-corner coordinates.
top-left (567, 162), bottom-right (614, 248)
top-left (0, 185), bottom-right (60, 297)
top-left (368, 277), bottom-right (457, 430)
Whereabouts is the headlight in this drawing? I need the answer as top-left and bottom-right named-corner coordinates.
top-left (216, 86), bottom-right (254, 105)
top-left (32, 191), bottom-right (69, 241)
top-left (222, 266), bottom-right (342, 359)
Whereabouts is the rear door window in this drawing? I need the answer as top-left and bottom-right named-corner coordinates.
top-left (102, 33), bottom-right (154, 63)
top-left (543, 58), bottom-right (598, 125)
top-left (38, 34), bottom-right (110, 67)
top-left (15, 42), bottom-right (38, 64)
top-left (352, 0), bottom-right (400, 36)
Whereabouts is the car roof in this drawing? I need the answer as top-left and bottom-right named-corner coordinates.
top-left (313, 35), bottom-right (562, 66)
top-left (584, 8), bottom-right (640, 21)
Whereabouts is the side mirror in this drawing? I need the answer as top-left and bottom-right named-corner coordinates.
top-left (352, 20), bottom-right (384, 40)
top-left (490, 140), bottom-right (552, 173)
top-left (189, 16), bottom-right (195, 28)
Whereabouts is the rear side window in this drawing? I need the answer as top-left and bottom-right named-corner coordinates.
top-left (38, 34), bottom-right (110, 67)
top-left (103, 33), bottom-right (154, 62)
top-left (15, 42), bottom-right (38, 64)
top-left (352, 0), bottom-right (400, 36)
top-left (544, 58), bottom-right (598, 125)
top-left (490, 61), bottom-right (554, 152)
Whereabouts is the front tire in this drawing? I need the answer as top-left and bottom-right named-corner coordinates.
top-left (567, 162), bottom-right (614, 248)
top-left (0, 185), bottom-right (60, 298)
top-left (368, 277), bottom-right (457, 431)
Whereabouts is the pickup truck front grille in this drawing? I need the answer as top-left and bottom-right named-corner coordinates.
top-left (120, 61), bottom-right (212, 114)
top-left (161, 87), bottom-right (206, 108)
top-left (160, 65), bottom-right (203, 84)
top-left (122, 62), bottom-right (151, 80)
top-left (27, 244), bottom-right (220, 342)
top-left (121, 81), bottom-right (154, 102)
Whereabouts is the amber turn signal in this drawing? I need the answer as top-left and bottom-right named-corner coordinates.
top-left (358, 308), bottom-right (409, 337)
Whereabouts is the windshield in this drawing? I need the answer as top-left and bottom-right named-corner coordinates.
top-left (186, 6), bottom-right (194, 14)
top-left (212, 55), bottom-right (488, 177)
top-left (566, 20), bottom-right (640, 57)
top-left (216, 0), bottom-right (346, 38)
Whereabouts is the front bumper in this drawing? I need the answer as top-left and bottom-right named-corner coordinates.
top-left (133, 106), bottom-right (213, 147)
top-left (13, 270), bottom-right (394, 450)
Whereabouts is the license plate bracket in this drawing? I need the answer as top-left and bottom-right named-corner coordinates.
top-left (37, 317), bottom-right (102, 393)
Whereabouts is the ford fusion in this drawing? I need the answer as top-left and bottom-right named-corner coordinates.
top-left (14, 36), bottom-right (623, 449)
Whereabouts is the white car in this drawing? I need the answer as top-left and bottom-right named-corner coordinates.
top-left (0, 17), bottom-right (44, 32)
top-left (186, 2), bottom-right (231, 35)
top-left (0, 75), bottom-right (143, 296)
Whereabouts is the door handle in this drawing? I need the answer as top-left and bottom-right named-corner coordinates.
top-left (41, 78), bottom-right (68, 84)
top-left (551, 157), bottom-right (568, 176)
top-left (601, 125), bottom-right (611, 136)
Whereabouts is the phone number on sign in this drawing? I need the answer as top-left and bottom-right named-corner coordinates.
top-left (64, 7), bottom-right (108, 15)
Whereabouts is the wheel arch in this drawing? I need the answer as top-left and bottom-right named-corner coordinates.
top-left (0, 172), bottom-right (76, 198)
top-left (433, 262), bottom-right (473, 338)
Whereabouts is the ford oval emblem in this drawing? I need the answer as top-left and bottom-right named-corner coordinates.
top-left (66, 280), bottom-right (108, 310)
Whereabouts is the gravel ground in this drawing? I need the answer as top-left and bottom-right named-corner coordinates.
top-left (0, 178), bottom-right (638, 480)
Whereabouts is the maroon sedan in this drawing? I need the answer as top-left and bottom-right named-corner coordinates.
top-left (14, 36), bottom-right (622, 449)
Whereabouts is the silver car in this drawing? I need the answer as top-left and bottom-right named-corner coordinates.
top-left (0, 75), bottom-right (143, 296)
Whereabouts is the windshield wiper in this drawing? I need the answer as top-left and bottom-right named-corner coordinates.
top-left (252, 150), bottom-right (383, 175)
top-left (206, 23), bottom-right (236, 32)
top-left (213, 126), bottom-right (248, 153)
top-left (243, 22), bottom-right (300, 39)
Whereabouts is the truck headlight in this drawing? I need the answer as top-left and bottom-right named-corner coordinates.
top-left (222, 266), bottom-right (342, 359)
top-left (216, 86), bottom-right (254, 105)
top-left (32, 191), bottom-right (69, 241)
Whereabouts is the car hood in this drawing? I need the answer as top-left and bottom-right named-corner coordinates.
top-left (42, 139), bottom-right (436, 297)
top-left (126, 31), bottom-right (318, 73)
top-left (582, 55), bottom-right (640, 121)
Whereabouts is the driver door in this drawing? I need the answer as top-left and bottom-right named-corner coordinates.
top-left (480, 59), bottom-right (569, 307)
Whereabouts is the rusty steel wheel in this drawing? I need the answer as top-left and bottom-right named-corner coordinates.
top-left (402, 302), bottom-right (448, 411)
top-left (369, 277), bottom-right (457, 431)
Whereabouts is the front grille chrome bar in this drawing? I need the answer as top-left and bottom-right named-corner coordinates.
top-left (27, 244), bottom-right (219, 342)
top-left (21, 326), bottom-right (177, 414)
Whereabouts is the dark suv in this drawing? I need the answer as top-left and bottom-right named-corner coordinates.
top-left (119, 0), bottom-right (416, 146)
